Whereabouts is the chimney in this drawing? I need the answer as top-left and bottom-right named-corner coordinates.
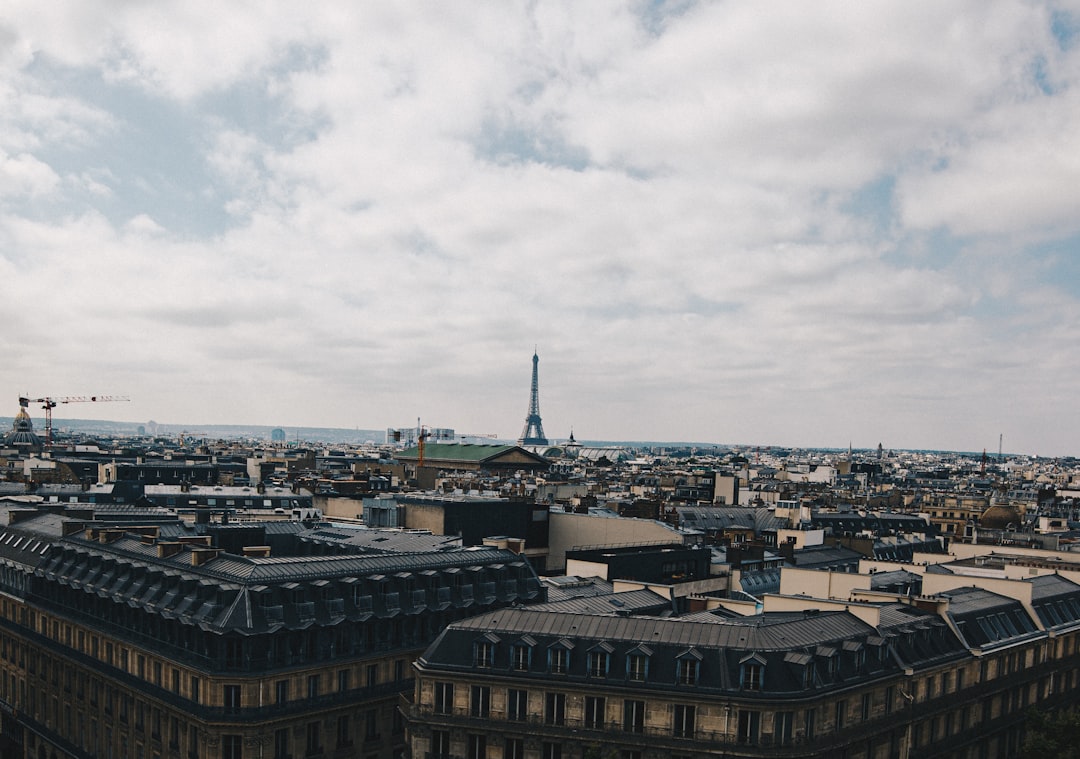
top-left (242, 546), bottom-right (271, 558)
top-left (190, 548), bottom-right (222, 566)
top-left (178, 536), bottom-right (212, 547)
top-left (157, 542), bottom-right (183, 559)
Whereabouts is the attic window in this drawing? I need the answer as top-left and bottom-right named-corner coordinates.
top-left (626, 652), bottom-right (648, 681)
top-left (739, 653), bottom-right (766, 691)
top-left (512, 644), bottom-right (532, 672)
top-left (548, 640), bottom-right (573, 675)
top-left (474, 640), bottom-right (494, 668)
top-left (675, 648), bottom-right (702, 686)
top-left (587, 650), bottom-right (610, 678)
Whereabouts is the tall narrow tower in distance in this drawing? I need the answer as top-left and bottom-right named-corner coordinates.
top-left (517, 350), bottom-right (549, 446)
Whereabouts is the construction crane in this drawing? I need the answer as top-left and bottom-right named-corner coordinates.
top-left (19, 394), bottom-right (130, 447)
top-left (417, 425), bottom-right (430, 468)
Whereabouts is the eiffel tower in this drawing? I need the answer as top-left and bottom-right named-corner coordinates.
top-left (517, 350), bottom-right (549, 446)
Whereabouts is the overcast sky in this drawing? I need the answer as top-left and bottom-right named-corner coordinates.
top-left (3, 2), bottom-right (1080, 455)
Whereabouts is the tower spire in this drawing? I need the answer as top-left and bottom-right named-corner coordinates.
top-left (518, 350), bottom-right (549, 446)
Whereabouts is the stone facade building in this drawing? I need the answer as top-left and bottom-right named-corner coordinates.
top-left (407, 572), bottom-right (1080, 758)
top-left (0, 502), bottom-right (543, 759)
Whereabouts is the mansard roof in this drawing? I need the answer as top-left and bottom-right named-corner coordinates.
top-left (0, 504), bottom-right (543, 635)
top-left (523, 588), bottom-right (675, 616)
top-left (938, 585), bottom-right (1042, 650)
top-left (1028, 573), bottom-right (1080, 631)
top-left (417, 605), bottom-right (961, 696)
top-left (437, 607), bottom-right (875, 652)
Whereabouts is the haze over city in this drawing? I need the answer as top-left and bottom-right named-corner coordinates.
top-left (3, 3), bottom-right (1080, 456)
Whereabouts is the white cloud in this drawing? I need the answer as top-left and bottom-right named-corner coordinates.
top-left (0, 150), bottom-right (58, 196)
top-left (1, 2), bottom-right (1080, 453)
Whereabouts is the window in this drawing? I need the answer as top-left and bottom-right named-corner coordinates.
top-left (588, 650), bottom-right (609, 678)
top-left (627, 654), bottom-right (648, 681)
top-left (584, 696), bottom-right (605, 729)
top-left (884, 686), bottom-right (894, 715)
top-left (307, 675), bottom-right (319, 699)
top-left (861, 693), bottom-right (872, 721)
top-left (434, 682), bottom-right (454, 714)
top-left (541, 743), bottom-right (562, 759)
top-left (191, 676), bottom-right (200, 704)
top-left (776, 711), bottom-right (794, 746)
top-left (222, 735), bottom-right (242, 759)
top-left (741, 661), bottom-right (763, 691)
top-left (805, 707), bottom-right (816, 740)
top-left (545, 692), bottom-right (565, 726)
top-left (223, 685), bottom-right (241, 711)
top-left (504, 738), bottom-right (524, 759)
top-left (466, 735), bottom-right (486, 759)
top-left (367, 664), bottom-right (378, 687)
top-left (305, 722), bottom-right (321, 756)
top-left (550, 647), bottom-right (569, 674)
top-left (336, 716), bottom-right (350, 748)
top-left (677, 658), bottom-right (699, 685)
top-left (737, 710), bottom-right (760, 744)
top-left (274, 729), bottom-right (290, 759)
top-left (836, 699), bottom-right (847, 730)
top-left (624, 700), bottom-right (645, 733)
top-left (365, 710), bottom-right (378, 740)
top-left (470, 685), bottom-right (490, 718)
top-left (673, 704), bottom-right (695, 738)
top-left (512, 645), bottom-right (531, 671)
top-left (431, 731), bottom-right (450, 759)
top-left (475, 641), bottom-right (494, 668)
top-left (507, 689), bottom-right (528, 721)
top-left (337, 670), bottom-right (350, 692)
top-left (276, 680), bottom-right (289, 705)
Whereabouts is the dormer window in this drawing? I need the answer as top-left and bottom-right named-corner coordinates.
top-left (587, 643), bottom-right (612, 678)
top-left (817, 645), bottom-right (838, 678)
top-left (843, 641), bottom-right (865, 673)
top-left (475, 641), bottom-right (493, 668)
top-left (474, 634), bottom-right (498, 668)
top-left (549, 640), bottom-right (573, 675)
top-left (739, 653), bottom-right (766, 691)
top-left (784, 651), bottom-right (816, 689)
top-left (676, 648), bottom-right (702, 686)
top-left (511, 639), bottom-right (534, 672)
top-left (627, 654), bottom-right (649, 681)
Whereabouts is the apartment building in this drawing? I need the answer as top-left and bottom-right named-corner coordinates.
top-left (406, 573), bottom-right (1080, 758)
top-left (0, 502), bottom-right (543, 759)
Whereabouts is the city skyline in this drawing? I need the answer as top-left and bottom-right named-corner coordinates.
top-left (3, 4), bottom-right (1080, 456)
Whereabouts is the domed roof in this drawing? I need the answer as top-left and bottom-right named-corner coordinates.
top-left (3, 407), bottom-right (42, 451)
top-left (979, 503), bottom-right (1022, 530)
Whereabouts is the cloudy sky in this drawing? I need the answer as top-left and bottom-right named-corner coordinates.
top-left (2, 2), bottom-right (1080, 455)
